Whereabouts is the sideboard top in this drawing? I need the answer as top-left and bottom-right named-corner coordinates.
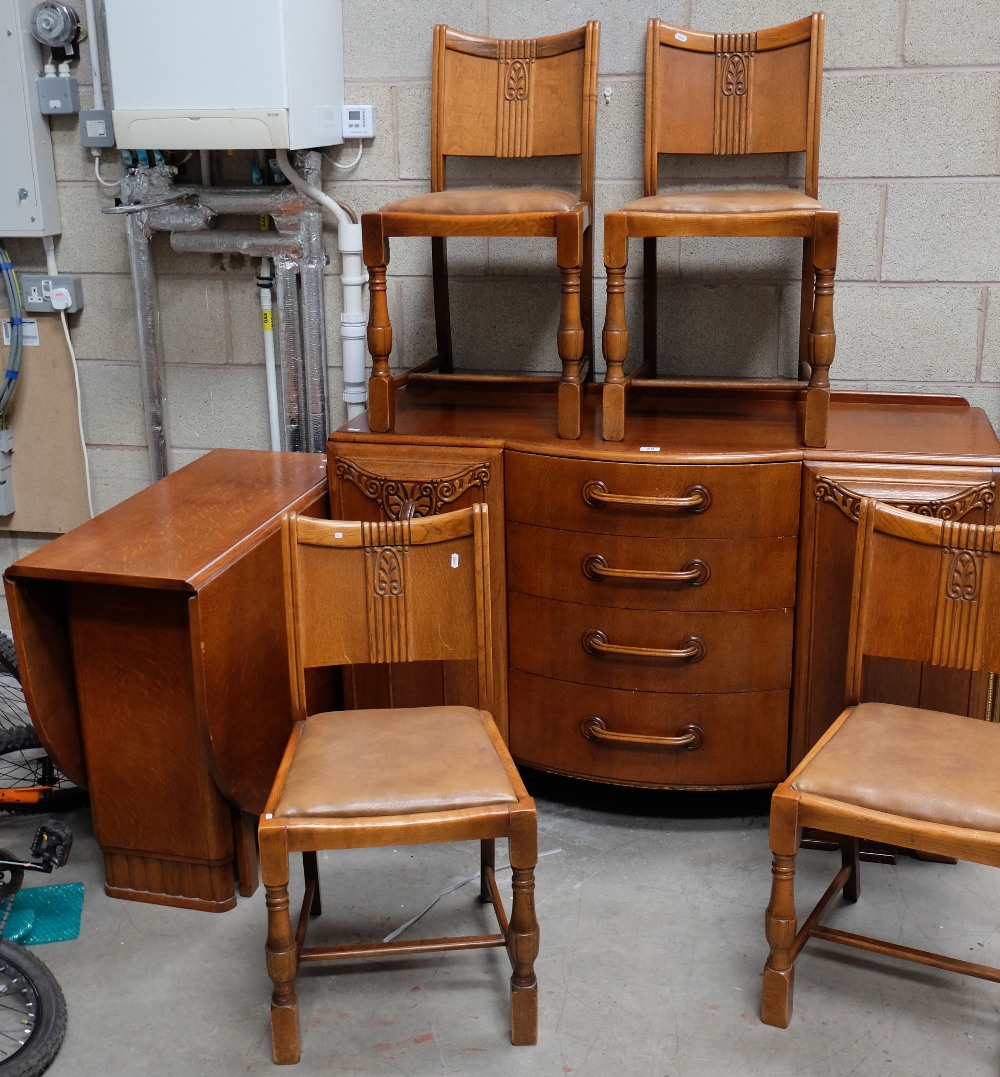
top-left (332, 384), bottom-right (1000, 466)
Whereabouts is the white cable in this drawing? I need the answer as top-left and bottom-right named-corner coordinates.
top-left (94, 155), bottom-right (119, 189)
top-left (322, 140), bottom-right (363, 171)
top-left (382, 848), bottom-right (562, 944)
top-left (41, 237), bottom-right (94, 518)
top-left (59, 311), bottom-right (94, 518)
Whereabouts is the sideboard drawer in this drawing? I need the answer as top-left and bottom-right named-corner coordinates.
top-left (508, 593), bottom-right (793, 693)
top-left (507, 522), bottom-right (796, 611)
top-left (509, 671), bottom-right (788, 787)
top-left (505, 452), bottom-right (800, 538)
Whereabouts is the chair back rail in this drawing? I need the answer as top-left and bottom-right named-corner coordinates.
top-left (645, 13), bottom-right (824, 195)
top-left (282, 506), bottom-right (493, 720)
top-left (431, 22), bottom-right (599, 199)
top-left (847, 498), bottom-right (1000, 704)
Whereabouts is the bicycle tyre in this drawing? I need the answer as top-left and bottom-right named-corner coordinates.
top-left (0, 642), bottom-right (30, 740)
top-left (0, 634), bottom-right (18, 679)
top-left (0, 730), bottom-right (83, 815)
top-left (0, 939), bottom-right (66, 1076)
top-left (0, 635), bottom-right (85, 815)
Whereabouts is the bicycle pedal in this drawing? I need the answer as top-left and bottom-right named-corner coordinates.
top-left (30, 821), bottom-right (73, 868)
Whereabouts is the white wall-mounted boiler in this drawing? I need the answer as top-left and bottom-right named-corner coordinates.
top-left (104, 0), bottom-right (344, 151)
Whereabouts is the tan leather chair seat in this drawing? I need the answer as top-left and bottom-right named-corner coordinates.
top-left (380, 187), bottom-right (580, 216)
top-left (273, 706), bottom-right (519, 819)
top-left (792, 702), bottom-right (1000, 831)
top-left (621, 189), bottom-right (822, 215)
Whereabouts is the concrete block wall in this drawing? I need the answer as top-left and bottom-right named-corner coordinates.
top-left (0, 0), bottom-right (997, 589)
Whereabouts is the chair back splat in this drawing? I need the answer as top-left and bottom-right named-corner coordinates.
top-left (432, 25), bottom-right (596, 200)
top-left (261, 505), bottom-right (538, 1064)
top-left (761, 498), bottom-right (1000, 1033)
top-left (363, 22), bottom-right (599, 440)
top-left (645, 16), bottom-right (823, 194)
top-left (284, 512), bottom-right (494, 718)
top-left (846, 500), bottom-right (1000, 705)
top-left (602, 13), bottom-right (837, 446)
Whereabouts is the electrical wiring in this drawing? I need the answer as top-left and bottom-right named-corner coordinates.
top-left (0, 244), bottom-right (24, 418)
top-left (56, 309), bottom-right (94, 518)
top-left (93, 155), bottom-right (120, 189)
top-left (41, 237), bottom-right (93, 518)
top-left (322, 138), bottom-right (363, 171)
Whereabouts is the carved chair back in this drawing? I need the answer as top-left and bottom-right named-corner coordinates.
top-left (430, 22), bottom-right (599, 200)
top-left (644, 12), bottom-right (825, 197)
top-left (847, 498), bottom-right (1000, 706)
top-left (281, 505), bottom-right (493, 720)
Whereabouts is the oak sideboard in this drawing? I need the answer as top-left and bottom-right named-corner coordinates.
top-left (327, 385), bottom-right (1000, 790)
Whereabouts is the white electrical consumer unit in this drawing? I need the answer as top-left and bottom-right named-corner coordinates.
top-left (104, 0), bottom-right (344, 151)
top-left (0, 0), bottom-right (60, 237)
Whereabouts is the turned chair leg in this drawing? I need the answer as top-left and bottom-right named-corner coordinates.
top-left (602, 213), bottom-right (630, 442)
top-left (761, 848), bottom-right (798, 1028)
top-left (556, 217), bottom-right (586, 440)
top-left (602, 265), bottom-right (628, 443)
top-left (803, 210), bottom-right (838, 449)
top-left (363, 221), bottom-right (395, 433)
top-left (265, 879), bottom-right (302, 1065)
top-left (581, 223), bottom-right (594, 371)
top-left (508, 864), bottom-right (539, 1045)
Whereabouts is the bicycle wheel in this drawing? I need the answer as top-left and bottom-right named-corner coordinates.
top-left (0, 939), bottom-right (66, 1076)
top-left (0, 635), bottom-right (84, 814)
top-left (0, 730), bottom-right (82, 814)
top-left (0, 639), bottom-right (30, 739)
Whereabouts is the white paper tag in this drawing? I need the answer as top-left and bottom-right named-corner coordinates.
top-left (675, 32), bottom-right (688, 42)
top-left (334, 531), bottom-right (343, 538)
top-left (639, 446), bottom-right (661, 452)
top-left (2, 318), bottom-right (39, 346)
top-left (451, 553), bottom-right (459, 568)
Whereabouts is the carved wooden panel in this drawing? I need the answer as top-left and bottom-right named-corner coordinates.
top-left (497, 39), bottom-right (536, 157)
top-left (713, 33), bottom-right (756, 155)
top-left (361, 520), bottom-right (412, 664)
top-left (931, 521), bottom-right (995, 670)
top-left (333, 458), bottom-right (491, 520)
top-left (815, 477), bottom-right (996, 522)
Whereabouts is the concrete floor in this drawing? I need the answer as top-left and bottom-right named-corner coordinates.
top-left (7, 773), bottom-right (1000, 1077)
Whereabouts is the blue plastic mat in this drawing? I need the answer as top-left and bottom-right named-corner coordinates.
top-left (4, 882), bottom-right (83, 945)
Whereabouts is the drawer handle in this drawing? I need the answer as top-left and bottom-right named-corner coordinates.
top-left (580, 715), bottom-right (704, 751)
top-left (582, 481), bottom-right (711, 513)
top-left (582, 629), bottom-right (706, 662)
top-left (582, 555), bottom-right (710, 587)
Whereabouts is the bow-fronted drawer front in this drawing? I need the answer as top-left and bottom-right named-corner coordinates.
top-left (509, 671), bottom-right (788, 788)
top-left (505, 452), bottom-right (800, 538)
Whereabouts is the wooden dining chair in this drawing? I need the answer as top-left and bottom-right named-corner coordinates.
top-left (602, 12), bottom-right (837, 445)
top-left (761, 498), bottom-right (1000, 1029)
top-left (363, 21), bottom-right (600, 439)
top-left (259, 506), bottom-right (539, 1064)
